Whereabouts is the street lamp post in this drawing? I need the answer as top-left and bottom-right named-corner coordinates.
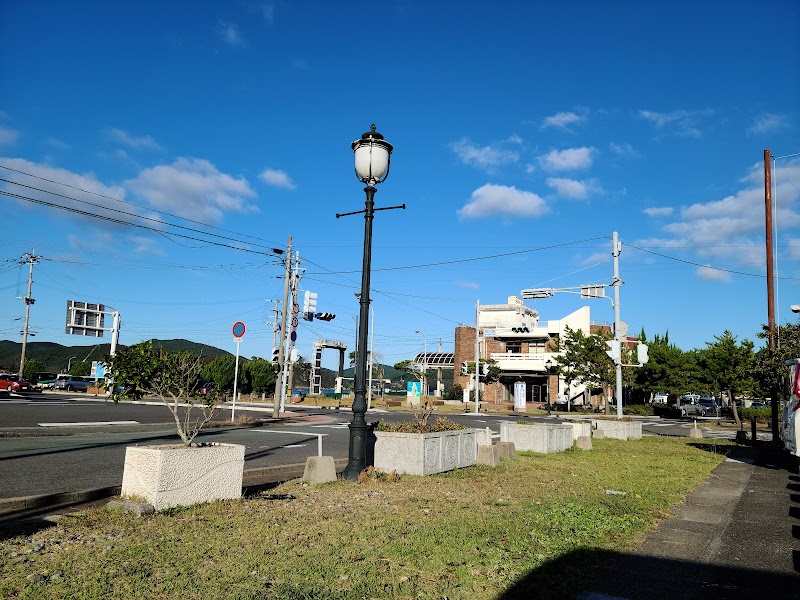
top-left (416, 330), bottom-right (427, 398)
top-left (67, 356), bottom-right (77, 373)
top-left (544, 358), bottom-right (553, 416)
top-left (340, 125), bottom-right (403, 480)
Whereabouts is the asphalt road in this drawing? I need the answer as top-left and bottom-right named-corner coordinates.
top-left (0, 391), bottom-right (740, 501)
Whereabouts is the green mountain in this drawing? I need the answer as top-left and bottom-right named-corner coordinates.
top-left (0, 339), bottom-right (232, 374)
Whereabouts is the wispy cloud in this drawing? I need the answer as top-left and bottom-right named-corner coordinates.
top-left (458, 184), bottom-right (547, 219)
top-left (537, 147), bottom-right (594, 172)
top-left (454, 280), bottom-right (480, 290)
top-left (545, 177), bottom-right (602, 199)
top-left (450, 138), bottom-right (519, 170)
top-left (126, 157), bottom-right (258, 222)
top-left (218, 21), bottom-right (245, 47)
top-left (609, 142), bottom-right (638, 158)
top-left (0, 126), bottom-right (19, 146)
top-left (643, 206), bottom-right (674, 217)
top-left (748, 112), bottom-right (790, 135)
top-left (260, 3), bottom-right (275, 24)
top-left (259, 168), bottom-right (296, 190)
top-left (107, 128), bottom-right (161, 151)
top-left (46, 137), bottom-right (71, 150)
top-left (540, 111), bottom-right (584, 131)
top-left (639, 109), bottom-right (714, 138)
top-left (696, 265), bottom-right (731, 282)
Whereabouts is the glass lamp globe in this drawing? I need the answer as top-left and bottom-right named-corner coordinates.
top-left (352, 124), bottom-right (393, 185)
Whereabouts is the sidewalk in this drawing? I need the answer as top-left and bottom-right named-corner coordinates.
top-left (577, 443), bottom-right (800, 600)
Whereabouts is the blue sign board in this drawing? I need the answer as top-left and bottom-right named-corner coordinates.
top-left (407, 381), bottom-right (421, 397)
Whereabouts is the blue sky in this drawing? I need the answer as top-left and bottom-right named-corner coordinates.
top-left (1, 0), bottom-right (799, 370)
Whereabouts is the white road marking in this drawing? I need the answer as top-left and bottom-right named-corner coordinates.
top-left (283, 444), bottom-right (308, 449)
top-left (309, 423), bottom-right (349, 429)
top-left (38, 421), bottom-right (140, 427)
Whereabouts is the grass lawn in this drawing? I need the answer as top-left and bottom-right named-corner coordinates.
top-left (0, 436), bottom-right (732, 600)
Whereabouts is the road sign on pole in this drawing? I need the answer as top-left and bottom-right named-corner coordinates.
top-left (232, 321), bottom-right (246, 338)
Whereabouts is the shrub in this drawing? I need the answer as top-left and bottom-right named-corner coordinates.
top-left (374, 416), bottom-right (467, 433)
top-left (740, 406), bottom-right (771, 422)
top-left (623, 404), bottom-right (654, 416)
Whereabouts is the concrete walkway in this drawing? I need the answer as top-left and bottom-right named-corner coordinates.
top-left (578, 443), bottom-right (800, 600)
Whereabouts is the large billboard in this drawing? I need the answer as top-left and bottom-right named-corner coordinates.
top-left (65, 301), bottom-right (105, 337)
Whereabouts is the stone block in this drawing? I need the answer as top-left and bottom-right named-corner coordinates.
top-left (475, 426), bottom-right (493, 446)
top-left (689, 428), bottom-right (704, 439)
top-left (121, 443), bottom-right (245, 511)
top-left (477, 444), bottom-right (500, 467)
top-left (496, 441), bottom-right (516, 460)
top-left (575, 435), bottom-right (593, 450)
top-left (591, 419), bottom-right (642, 440)
top-left (570, 421), bottom-right (592, 441)
top-left (302, 456), bottom-right (337, 484)
top-left (374, 429), bottom-right (477, 476)
top-left (499, 422), bottom-right (573, 454)
top-left (593, 429), bottom-right (605, 439)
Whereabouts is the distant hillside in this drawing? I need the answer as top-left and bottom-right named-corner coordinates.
top-left (0, 339), bottom-right (231, 373)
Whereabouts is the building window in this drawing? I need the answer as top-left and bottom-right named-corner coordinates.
top-left (505, 341), bottom-right (521, 353)
top-left (528, 340), bottom-right (547, 354)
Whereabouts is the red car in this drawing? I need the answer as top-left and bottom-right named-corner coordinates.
top-left (0, 373), bottom-right (32, 393)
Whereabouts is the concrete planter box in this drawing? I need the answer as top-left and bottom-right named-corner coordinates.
top-left (374, 428), bottom-right (477, 476)
top-left (570, 421), bottom-right (592, 441)
top-left (591, 419), bottom-right (642, 440)
top-left (121, 443), bottom-right (245, 511)
top-left (500, 423), bottom-right (573, 454)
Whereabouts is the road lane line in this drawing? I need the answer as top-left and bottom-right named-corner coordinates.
top-left (38, 421), bottom-right (140, 427)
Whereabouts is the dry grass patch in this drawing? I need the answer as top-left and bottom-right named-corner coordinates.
top-left (0, 436), bottom-right (731, 599)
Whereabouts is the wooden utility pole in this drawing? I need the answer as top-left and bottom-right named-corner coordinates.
top-left (18, 252), bottom-right (40, 377)
top-left (764, 149), bottom-right (779, 443)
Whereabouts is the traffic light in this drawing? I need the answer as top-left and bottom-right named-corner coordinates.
top-left (461, 361), bottom-right (469, 375)
top-left (637, 343), bottom-right (649, 365)
top-left (315, 312), bottom-right (336, 321)
top-left (605, 339), bottom-right (621, 363)
top-left (303, 291), bottom-right (318, 321)
top-left (272, 347), bottom-right (280, 363)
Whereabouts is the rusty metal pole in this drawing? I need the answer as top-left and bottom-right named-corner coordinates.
top-left (764, 149), bottom-right (779, 443)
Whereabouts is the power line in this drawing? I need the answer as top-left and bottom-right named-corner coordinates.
top-left (0, 189), bottom-right (283, 258)
top-left (0, 162), bottom-right (284, 248)
top-left (304, 236), bottom-right (609, 274)
top-left (627, 243), bottom-right (800, 280)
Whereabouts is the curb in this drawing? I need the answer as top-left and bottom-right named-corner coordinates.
top-left (0, 458), bottom-right (349, 519)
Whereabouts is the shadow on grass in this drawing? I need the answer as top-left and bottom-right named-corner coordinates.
top-left (496, 548), bottom-right (799, 600)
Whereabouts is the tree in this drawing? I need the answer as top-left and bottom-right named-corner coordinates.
top-left (22, 358), bottom-right (43, 382)
top-left (105, 341), bottom-right (220, 446)
top-left (555, 326), bottom-right (615, 411)
top-left (70, 360), bottom-right (91, 376)
top-left (202, 354), bottom-right (237, 393)
top-left (698, 330), bottom-right (756, 426)
top-left (242, 358), bottom-right (277, 395)
top-left (632, 333), bottom-right (703, 401)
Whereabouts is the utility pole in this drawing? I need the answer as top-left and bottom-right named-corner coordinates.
top-left (612, 232), bottom-right (623, 419)
top-left (18, 252), bottom-right (40, 377)
top-left (474, 299), bottom-right (481, 415)
top-left (272, 236), bottom-right (292, 418)
top-left (285, 251), bottom-right (302, 412)
top-left (764, 148), bottom-right (779, 443)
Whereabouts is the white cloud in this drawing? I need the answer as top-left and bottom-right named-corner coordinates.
top-left (545, 177), bottom-right (601, 199)
top-left (457, 184), bottom-right (547, 219)
top-left (609, 142), bottom-right (638, 158)
top-left (126, 158), bottom-right (258, 222)
top-left (637, 158), bottom-right (800, 269)
top-left (643, 207), bottom-right (674, 217)
top-left (540, 111), bottom-right (584, 130)
top-left (259, 168), bottom-right (296, 190)
top-left (638, 109), bottom-right (714, 138)
top-left (450, 138), bottom-right (519, 170)
top-left (218, 22), bottom-right (245, 47)
top-left (579, 252), bottom-right (610, 267)
top-left (107, 128), bottom-right (161, 151)
top-left (46, 137), bottom-right (71, 150)
top-left (748, 112), bottom-right (790, 135)
top-left (537, 147), bottom-right (594, 172)
top-left (454, 280), bottom-right (480, 290)
top-left (696, 265), bottom-right (731, 282)
top-left (260, 3), bottom-right (275, 24)
top-left (0, 126), bottom-right (19, 146)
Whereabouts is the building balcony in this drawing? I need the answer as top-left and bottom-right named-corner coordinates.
top-left (488, 352), bottom-right (556, 373)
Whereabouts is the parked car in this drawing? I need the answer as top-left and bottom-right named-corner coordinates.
top-left (31, 372), bottom-right (58, 390)
top-left (0, 373), bottom-right (32, 393)
top-left (0, 374), bottom-right (16, 395)
top-left (673, 394), bottom-right (705, 417)
top-left (750, 400), bottom-right (768, 409)
top-left (55, 375), bottom-right (92, 392)
top-left (698, 397), bottom-right (720, 416)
